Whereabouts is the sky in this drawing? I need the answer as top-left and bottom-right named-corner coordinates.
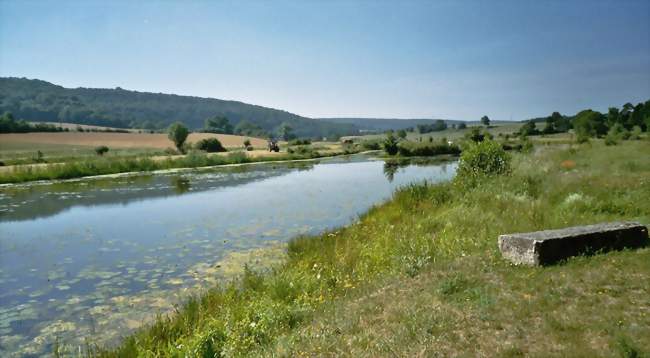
top-left (1, 0), bottom-right (649, 121)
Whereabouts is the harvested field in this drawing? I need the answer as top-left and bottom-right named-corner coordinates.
top-left (0, 132), bottom-right (267, 150)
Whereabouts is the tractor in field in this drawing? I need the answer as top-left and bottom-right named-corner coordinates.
top-left (268, 139), bottom-right (280, 152)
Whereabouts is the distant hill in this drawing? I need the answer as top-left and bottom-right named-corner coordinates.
top-left (0, 77), bottom-right (358, 138)
top-left (319, 117), bottom-right (467, 132)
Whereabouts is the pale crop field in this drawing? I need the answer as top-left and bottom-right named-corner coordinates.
top-left (0, 132), bottom-right (267, 150)
top-left (0, 132), bottom-right (269, 164)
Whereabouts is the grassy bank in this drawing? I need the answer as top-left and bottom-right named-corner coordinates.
top-left (0, 148), bottom-right (359, 184)
top-left (86, 140), bottom-right (649, 357)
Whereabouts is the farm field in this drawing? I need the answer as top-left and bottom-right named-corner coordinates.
top-left (0, 131), bottom-right (267, 150)
top-left (0, 132), bottom-right (269, 165)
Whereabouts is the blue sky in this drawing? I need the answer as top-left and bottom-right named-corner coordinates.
top-left (1, 0), bottom-right (649, 120)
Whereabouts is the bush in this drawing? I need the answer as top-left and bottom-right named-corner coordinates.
top-left (287, 145), bottom-right (317, 157)
top-left (630, 126), bottom-right (642, 140)
top-left (455, 140), bottom-right (511, 186)
top-left (383, 133), bottom-right (399, 155)
top-left (95, 145), bottom-right (109, 156)
top-left (360, 139), bottom-right (382, 150)
top-left (464, 127), bottom-right (492, 143)
top-left (396, 140), bottom-right (461, 157)
top-left (196, 138), bottom-right (227, 153)
top-left (604, 133), bottom-right (619, 146)
top-left (289, 139), bottom-right (311, 146)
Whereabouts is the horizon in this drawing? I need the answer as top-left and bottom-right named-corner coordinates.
top-left (1, 0), bottom-right (649, 121)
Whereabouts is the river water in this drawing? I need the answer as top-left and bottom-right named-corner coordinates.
top-left (0, 155), bottom-right (456, 356)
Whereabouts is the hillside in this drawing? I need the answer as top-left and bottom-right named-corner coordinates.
top-left (0, 77), bottom-right (358, 138)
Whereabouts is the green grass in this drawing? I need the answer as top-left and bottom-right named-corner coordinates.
top-left (0, 148), bottom-right (360, 184)
top-left (82, 140), bottom-right (649, 357)
top-left (0, 142), bottom-right (163, 165)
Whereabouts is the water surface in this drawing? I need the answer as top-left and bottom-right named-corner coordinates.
top-left (0, 155), bottom-right (456, 356)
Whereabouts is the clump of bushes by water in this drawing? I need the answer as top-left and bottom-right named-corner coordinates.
top-left (396, 139), bottom-right (461, 157)
top-left (455, 139), bottom-right (511, 187)
top-left (383, 132), bottom-right (400, 155)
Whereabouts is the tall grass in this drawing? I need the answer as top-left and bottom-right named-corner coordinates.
top-left (83, 140), bottom-right (650, 357)
top-left (0, 148), bottom-right (360, 184)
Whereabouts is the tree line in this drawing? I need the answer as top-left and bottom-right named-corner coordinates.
top-left (516, 100), bottom-right (650, 141)
top-left (0, 112), bottom-right (66, 133)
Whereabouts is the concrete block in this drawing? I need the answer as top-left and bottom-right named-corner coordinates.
top-left (498, 222), bottom-right (648, 266)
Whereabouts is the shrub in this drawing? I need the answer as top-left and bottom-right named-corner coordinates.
top-left (243, 139), bottom-right (252, 148)
top-left (196, 138), bottom-right (227, 153)
top-left (501, 143), bottom-right (523, 151)
top-left (95, 145), bottom-right (109, 156)
top-left (383, 133), bottom-right (399, 155)
top-left (289, 139), bottom-right (311, 146)
top-left (604, 123), bottom-right (628, 146)
top-left (630, 126), bottom-right (642, 140)
top-left (455, 140), bottom-right (511, 186)
top-left (287, 145), bottom-right (317, 157)
top-left (396, 140), bottom-right (461, 157)
top-left (464, 127), bottom-right (492, 143)
top-left (604, 133), bottom-right (619, 146)
top-left (361, 139), bottom-right (382, 150)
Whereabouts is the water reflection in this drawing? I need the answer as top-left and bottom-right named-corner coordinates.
top-left (0, 163), bottom-right (315, 223)
top-left (171, 176), bottom-right (191, 194)
top-left (383, 157), bottom-right (452, 183)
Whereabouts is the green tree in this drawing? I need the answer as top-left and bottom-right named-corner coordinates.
top-left (573, 109), bottom-right (607, 139)
top-left (383, 132), bottom-right (399, 155)
top-left (396, 129), bottom-right (407, 139)
top-left (607, 107), bottom-right (620, 128)
top-left (519, 120), bottom-right (539, 137)
top-left (542, 111), bottom-right (566, 134)
top-left (168, 122), bottom-right (190, 153)
top-left (457, 122), bottom-right (467, 129)
top-left (278, 122), bottom-right (295, 141)
top-left (481, 115), bottom-right (490, 127)
top-left (204, 116), bottom-right (233, 134)
top-left (94, 145), bottom-right (109, 156)
top-left (234, 120), bottom-right (266, 137)
top-left (465, 127), bottom-right (487, 142)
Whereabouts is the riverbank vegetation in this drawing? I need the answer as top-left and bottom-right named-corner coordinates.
top-left (0, 146), bottom-right (364, 184)
top-left (84, 139), bottom-right (649, 357)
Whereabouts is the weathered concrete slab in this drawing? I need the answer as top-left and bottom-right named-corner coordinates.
top-left (498, 222), bottom-right (648, 266)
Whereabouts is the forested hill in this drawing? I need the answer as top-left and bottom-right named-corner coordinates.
top-left (0, 77), bottom-right (358, 138)
top-left (320, 117), bottom-right (465, 132)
